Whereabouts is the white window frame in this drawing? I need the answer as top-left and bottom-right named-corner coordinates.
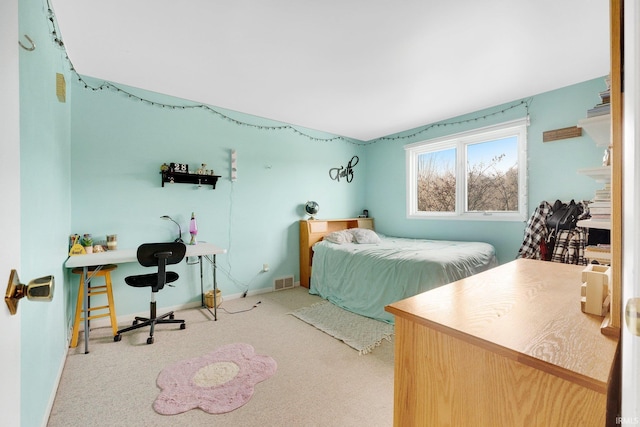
top-left (405, 117), bottom-right (529, 221)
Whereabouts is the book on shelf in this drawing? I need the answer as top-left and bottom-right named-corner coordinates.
top-left (585, 246), bottom-right (611, 252)
top-left (588, 201), bottom-right (612, 215)
top-left (587, 103), bottom-right (611, 118)
top-left (599, 89), bottom-right (611, 104)
top-left (585, 245), bottom-right (611, 252)
top-left (593, 196), bottom-right (611, 203)
top-left (585, 244), bottom-right (611, 262)
top-left (593, 185), bottom-right (611, 201)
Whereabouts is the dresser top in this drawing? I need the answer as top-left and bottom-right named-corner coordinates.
top-left (386, 258), bottom-right (619, 393)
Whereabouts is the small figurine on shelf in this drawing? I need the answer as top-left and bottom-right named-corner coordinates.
top-left (603, 147), bottom-right (611, 166)
top-left (189, 212), bottom-right (198, 245)
top-left (81, 234), bottom-right (94, 254)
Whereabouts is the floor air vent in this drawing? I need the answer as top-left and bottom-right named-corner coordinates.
top-left (274, 275), bottom-right (295, 291)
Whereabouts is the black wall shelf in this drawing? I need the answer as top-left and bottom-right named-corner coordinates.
top-left (161, 171), bottom-right (221, 189)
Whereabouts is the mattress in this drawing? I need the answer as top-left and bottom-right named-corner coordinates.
top-left (309, 235), bottom-right (498, 323)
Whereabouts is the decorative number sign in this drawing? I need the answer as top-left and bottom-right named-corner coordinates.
top-left (170, 162), bottom-right (189, 173)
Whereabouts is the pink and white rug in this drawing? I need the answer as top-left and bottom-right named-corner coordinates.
top-left (154, 343), bottom-right (277, 415)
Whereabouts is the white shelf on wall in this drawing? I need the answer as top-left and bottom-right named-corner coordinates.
top-left (577, 165), bottom-right (611, 183)
top-left (577, 109), bottom-right (612, 260)
top-left (577, 114), bottom-right (611, 147)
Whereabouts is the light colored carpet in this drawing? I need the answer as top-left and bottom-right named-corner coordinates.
top-left (154, 343), bottom-right (277, 415)
top-left (47, 287), bottom-right (394, 427)
top-left (290, 301), bottom-right (394, 355)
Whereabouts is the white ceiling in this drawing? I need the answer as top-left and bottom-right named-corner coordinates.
top-left (51, 0), bottom-right (610, 142)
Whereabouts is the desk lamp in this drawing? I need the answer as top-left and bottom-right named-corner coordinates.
top-left (160, 215), bottom-right (184, 243)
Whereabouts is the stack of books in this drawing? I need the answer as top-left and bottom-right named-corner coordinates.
top-left (584, 243), bottom-right (611, 264)
top-left (589, 202), bottom-right (611, 221)
top-left (593, 183), bottom-right (611, 201)
top-left (589, 183), bottom-right (611, 220)
top-left (586, 88), bottom-right (611, 118)
top-left (584, 183), bottom-right (612, 264)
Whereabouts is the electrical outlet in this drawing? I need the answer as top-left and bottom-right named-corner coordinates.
top-left (262, 263), bottom-right (269, 272)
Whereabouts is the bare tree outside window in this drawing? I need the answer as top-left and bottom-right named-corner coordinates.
top-left (406, 118), bottom-right (527, 220)
top-left (417, 149), bottom-right (456, 212)
top-left (466, 137), bottom-right (519, 212)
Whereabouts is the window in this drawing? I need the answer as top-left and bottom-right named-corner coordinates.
top-left (405, 118), bottom-right (528, 221)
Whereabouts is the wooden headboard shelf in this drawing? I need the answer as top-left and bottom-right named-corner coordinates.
top-left (299, 218), bottom-right (374, 288)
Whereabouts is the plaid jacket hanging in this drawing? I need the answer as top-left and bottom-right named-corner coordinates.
top-left (517, 201), bottom-right (552, 260)
top-left (551, 229), bottom-right (587, 265)
top-left (518, 200), bottom-right (588, 265)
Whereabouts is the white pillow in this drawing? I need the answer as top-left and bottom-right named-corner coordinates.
top-left (323, 230), bottom-right (355, 244)
top-left (349, 228), bottom-right (381, 244)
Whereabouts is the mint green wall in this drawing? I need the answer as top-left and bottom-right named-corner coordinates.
top-left (19, 0), bottom-right (72, 426)
top-left (70, 79), bottom-right (366, 316)
top-left (15, 5), bottom-right (608, 426)
top-left (363, 78), bottom-right (607, 264)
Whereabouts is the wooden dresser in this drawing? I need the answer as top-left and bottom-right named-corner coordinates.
top-left (385, 259), bottom-right (619, 426)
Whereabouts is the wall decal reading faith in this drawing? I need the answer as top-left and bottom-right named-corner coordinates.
top-left (329, 156), bottom-right (359, 183)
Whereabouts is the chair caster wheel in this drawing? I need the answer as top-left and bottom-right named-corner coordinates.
top-left (114, 334), bottom-right (121, 342)
top-left (180, 323), bottom-right (186, 330)
top-left (133, 320), bottom-right (138, 325)
top-left (147, 337), bottom-right (154, 344)
top-left (169, 314), bottom-right (175, 320)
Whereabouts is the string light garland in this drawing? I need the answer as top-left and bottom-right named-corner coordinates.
top-left (42, 1), bottom-right (531, 146)
top-left (364, 99), bottom-right (532, 145)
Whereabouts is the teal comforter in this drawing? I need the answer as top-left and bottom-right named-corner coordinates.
top-left (309, 236), bottom-right (497, 323)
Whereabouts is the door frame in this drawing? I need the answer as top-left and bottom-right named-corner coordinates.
top-left (621, 0), bottom-right (640, 421)
top-left (0, 0), bottom-right (22, 426)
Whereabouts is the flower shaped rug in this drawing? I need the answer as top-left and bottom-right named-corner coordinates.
top-left (153, 343), bottom-right (277, 415)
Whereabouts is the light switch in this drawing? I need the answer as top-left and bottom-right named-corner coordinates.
top-left (231, 149), bottom-right (237, 181)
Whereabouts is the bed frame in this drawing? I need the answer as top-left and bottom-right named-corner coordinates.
top-left (299, 217), bottom-right (374, 288)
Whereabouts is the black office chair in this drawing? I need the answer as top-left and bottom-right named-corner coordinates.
top-left (114, 242), bottom-right (187, 344)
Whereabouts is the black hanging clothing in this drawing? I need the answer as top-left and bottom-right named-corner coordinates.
top-left (518, 200), bottom-right (588, 265)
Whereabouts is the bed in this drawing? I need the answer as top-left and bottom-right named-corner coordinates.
top-left (299, 218), bottom-right (497, 323)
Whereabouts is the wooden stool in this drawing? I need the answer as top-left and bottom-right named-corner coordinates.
top-left (70, 264), bottom-right (118, 348)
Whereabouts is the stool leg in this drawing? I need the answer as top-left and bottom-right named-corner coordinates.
top-left (70, 273), bottom-right (84, 348)
top-left (105, 272), bottom-right (118, 336)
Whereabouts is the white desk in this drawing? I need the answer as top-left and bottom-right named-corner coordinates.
top-left (65, 242), bottom-right (226, 353)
